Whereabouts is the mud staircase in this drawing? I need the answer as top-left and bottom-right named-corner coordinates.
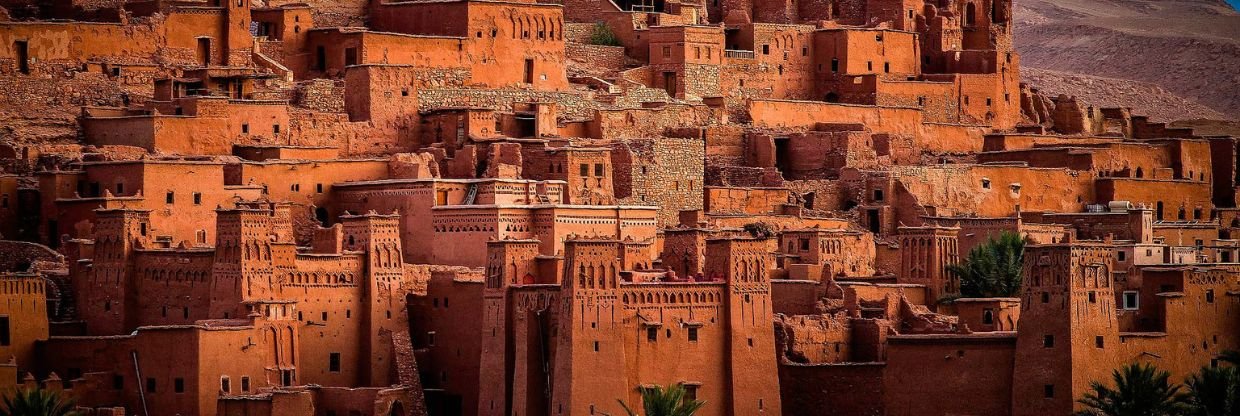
top-left (463, 184), bottom-right (478, 205)
top-left (44, 273), bottom-right (79, 322)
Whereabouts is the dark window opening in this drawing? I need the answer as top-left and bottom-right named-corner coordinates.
top-left (0, 317), bottom-right (9, 346)
top-left (1043, 335), bottom-right (1054, 348)
top-left (344, 47), bottom-right (358, 67)
top-left (329, 352), bottom-right (341, 372)
top-left (174, 378), bottom-right (185, 393)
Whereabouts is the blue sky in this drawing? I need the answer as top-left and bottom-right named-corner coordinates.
top-left (1230, 0), bottom-right (1240, 10)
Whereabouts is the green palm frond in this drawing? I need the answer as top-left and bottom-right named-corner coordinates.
top-left (947, 231), bottom-right (1026, 298)
top-left (617, 384), bottom-right (706, 416)
top-left (0, 387), bottom-right (82, 416)
top-left (1075, 363), bottom-right (1189, 416)
top-left (1186, 365), bottom-right (1240, 416)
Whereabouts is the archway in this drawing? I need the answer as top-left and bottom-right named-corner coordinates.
top-left (388, 401), bottom-right (407, 416)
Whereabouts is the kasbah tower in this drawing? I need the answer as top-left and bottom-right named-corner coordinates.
top-left (0, 0), bottom-right (1236, 413)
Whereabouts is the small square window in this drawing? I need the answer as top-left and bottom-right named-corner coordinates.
top-left (1043, 335), bottom-right (1054, 348)
top-left (647, 327), bottom-right (658, 342)
top-left (329, 352), bottom-right (341, 372)
top-left (193, 192), bottom-right (202, 205)
top-left (595, 163), bottom-right (604, 176)
top-left (580, 164), bottom-right (589, 177)
top-left (1122, 291), bottom-right (1139, 310)
top-left (688, 327), bottom-right (699, 342)
top-left (1095, 336), bottom-right (1104, 349)
top-left (220, 376), bottom-right (230, 393)
top-left (1044, 384), bottom-right (1054, 398)
top-left (146, 378), bottom-right (157, 393)
top-left (1206, 289), bottom-right (1215, 303)
top-left (174, 378), bottom-right (185, 393)
top-left (762, 45), bottom-right (770, 55)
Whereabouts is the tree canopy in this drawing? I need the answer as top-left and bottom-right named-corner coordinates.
top-left (947, 231), bottom-right (1026, 298)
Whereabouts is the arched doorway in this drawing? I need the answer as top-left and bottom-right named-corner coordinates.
top-left (388, 401), bottom-right (406, 416)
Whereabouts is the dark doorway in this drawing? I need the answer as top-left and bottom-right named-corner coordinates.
top-left (197, 38), bottom-right (211, 66)
top-left (866, 209), bottom-right (881, 233)
top-left (315, 46), bottom-right (326, 70)
top-left (662, 71), bottom-right (677, 97)
top-left (14, 41), bottom-right (29, 74)
top-left (315, 207), bottom-right (330, 226)
top-left (774, 137), bottom-right (792, 177)
top-left (825, 92), bottom-right (839, 103)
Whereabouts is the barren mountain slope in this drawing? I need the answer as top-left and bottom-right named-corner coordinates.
top-left (1022, 68), bottom-right (1229, 122)
top-left (1013, 0), bottom-right (1240, 120)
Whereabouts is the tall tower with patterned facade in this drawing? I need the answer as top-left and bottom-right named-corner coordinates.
top-left (1012, 242), bottom-right (1120, 415)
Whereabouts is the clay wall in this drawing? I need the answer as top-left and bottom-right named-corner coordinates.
top-left (813, 29), bottom-right (919, 79)
top-left (704, 186), bottom-right (789, 215)
top-left (130, 249), bottom-right (215, 326)
top-left (84, 99), bottom-right (293, 155)
top-left (49, 161), bottom-right (251, 246)
top-left (0, 273), bottom-right (50, 373)
top-left (779, 229), bottom-right (876, 277)
top-left (590, 103), bottom-right (720, 140)
top-left (303, 29), bottom-right (468, 80)
top-left (38, 314), bottom-right (295, 416)
top-left (368, 0), bottom-right (569, 90)
top-left (609, 137), bottom-right (706, 226)
top-left (1095, 179), bottom-right (1213, 222)
top-left (881, 164), bottom-right (1093, 220)
top-left (231, 145), bottom-right (341, 161)
top-left (777, 363), bottom-right (884, 416)
top-left (0, 12), bottom-right (238, 73)
top-left (747, 99), bottom-right (988, 155)
top-left (225, 158), bottom-right (390, 233)
top-left (771, 279), bottom-right (821, 315)
top-left (954, 298), bottom-right (1019, 332)
top-left (883, 333), bottom-right (1016, 415)
top-left (410, 270), bottom-right (484, 413)
top-left (332, 179), bottom-right (656, 266)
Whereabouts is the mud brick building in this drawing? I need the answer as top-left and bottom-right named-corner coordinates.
top-left (0, 0), bottom-right (1236, 413)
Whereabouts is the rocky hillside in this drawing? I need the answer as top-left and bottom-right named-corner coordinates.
top-left (1013, 0), bottom-right (1240, 121)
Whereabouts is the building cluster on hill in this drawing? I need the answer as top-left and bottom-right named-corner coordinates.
top-left (0, 0), bottom-right (1236, 414)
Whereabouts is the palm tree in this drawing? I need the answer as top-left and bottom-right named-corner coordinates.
top-left (617, 384), bottom-right (705, 416)
top-left (0, 387), bottom-right (82, 416)
top-left (1186, 365), bottom-right (1239, 416)
top-left (947, 231), bottom-right (1025, 298)
top-left (1076, 362), bottom-right (1189, 416)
